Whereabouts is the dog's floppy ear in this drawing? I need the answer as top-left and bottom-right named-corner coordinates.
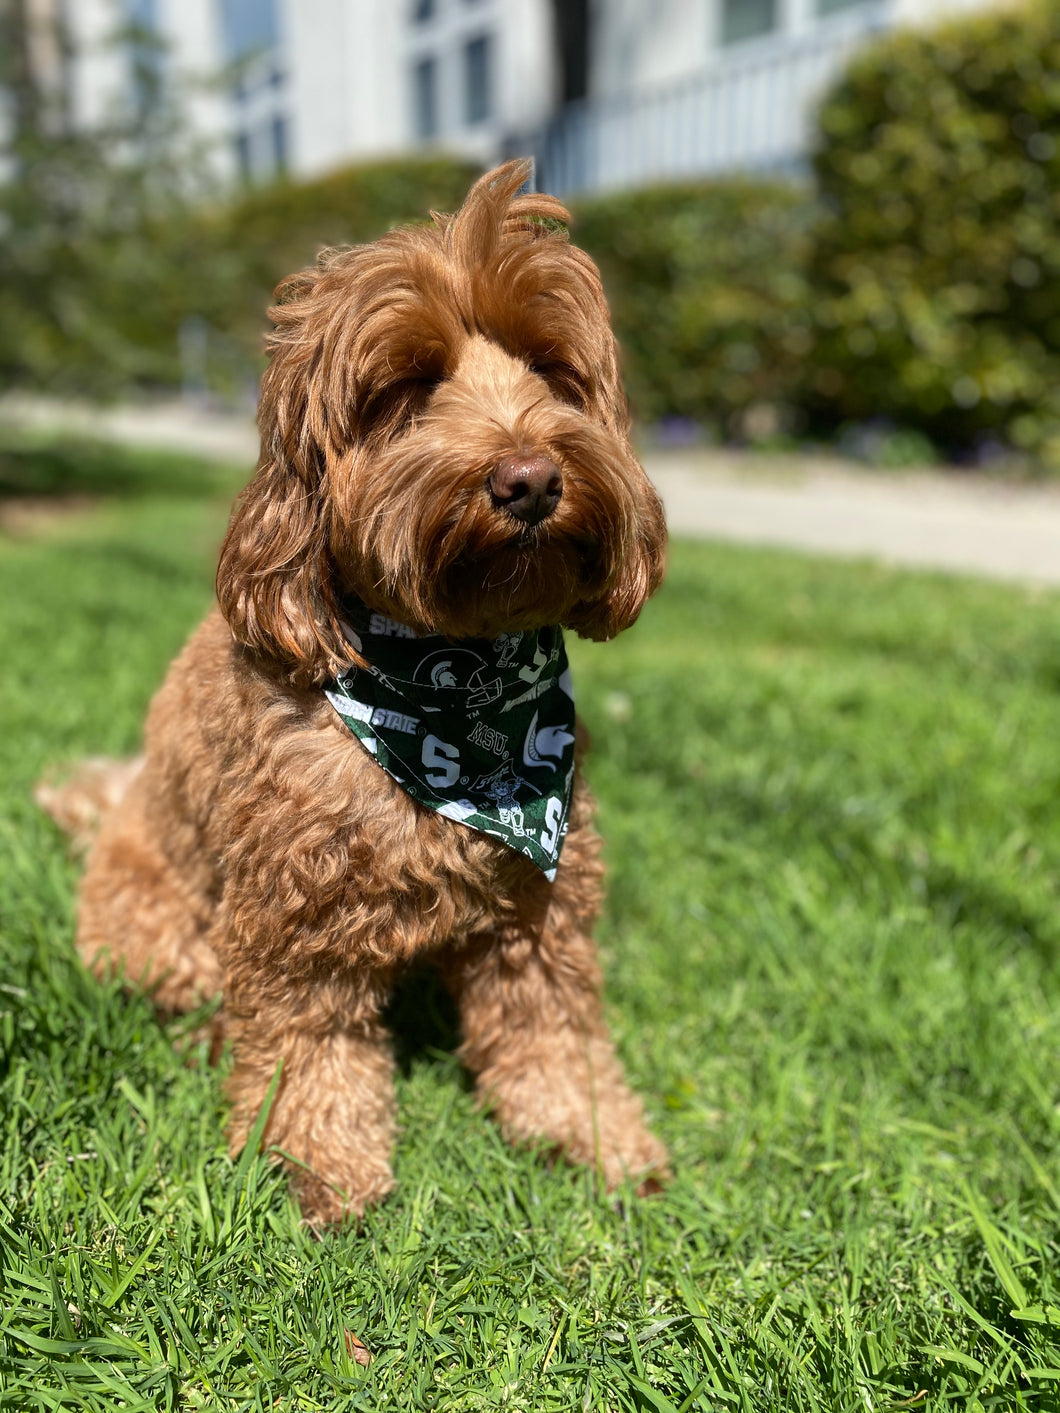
top-left (566, 486), bottom-right (668, 642)
top-left (216, 270), bottom-right (349, 687)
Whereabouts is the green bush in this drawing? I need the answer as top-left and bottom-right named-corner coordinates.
top-left (570, 181), bottom-right (815, 437)
top-left (808, 0), bottom-right (1060, 465)
top-left (0, 133), bottom-right (216, 395)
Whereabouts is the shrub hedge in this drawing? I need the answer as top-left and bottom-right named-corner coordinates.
top-left (570, 181), bottom-right (815, 438)
top-left (808, 0), bottom-right (1060, 465)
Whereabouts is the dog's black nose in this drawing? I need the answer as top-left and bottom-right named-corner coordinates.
top-left (489, 454), bottom-right (563, 526)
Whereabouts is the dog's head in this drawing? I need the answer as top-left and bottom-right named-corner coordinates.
top-left (217, 160), bottom-right (667, 685)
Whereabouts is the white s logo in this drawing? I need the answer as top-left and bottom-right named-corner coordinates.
top-left (422, 735), bottom-right (460, 787)
top-left (540, 796), bottom-right (563, 853)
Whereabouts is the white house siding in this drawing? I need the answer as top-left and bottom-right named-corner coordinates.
top-left (398, 0), bottom-right (554, 163)
top-left (534, 0), bottom-right (1008, 194)
top-left (64, 0), bottom-right (128, 134)
top-left (587, 0), bottom-right (1003, 89)
top-left (162, 0), bottom-right (232, 180)
top-left (503, 0), bottom-right (557, 142)
top-left (591, 0), bottom-right (713, 97)
top-left (265, 0), bottom-right (554, 175)
top-left (281, 0), bottom-right (408, 174)
top-left (282, 0), bottom-right (358, 173)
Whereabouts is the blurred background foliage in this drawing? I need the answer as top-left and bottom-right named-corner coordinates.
top-left (808, 0), bottom-right (1060, 469)
top-left (572, 181), bottom-right (816, 440)
top-left (0, 1), bottom-right (210, 395)
top-left (4, 0), bottom-right (1060, 467)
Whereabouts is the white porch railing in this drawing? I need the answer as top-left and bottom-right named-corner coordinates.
top-left (529, 5), bottom-right (892, 196)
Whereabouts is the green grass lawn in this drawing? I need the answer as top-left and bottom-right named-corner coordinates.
top-left (2, 435), bottom-right (1060, 1412)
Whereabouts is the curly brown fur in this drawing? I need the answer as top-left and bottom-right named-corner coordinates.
top-left (43, 161), bottom-right (670, 1225)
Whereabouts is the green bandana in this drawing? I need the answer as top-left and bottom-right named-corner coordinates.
top-left (325, 598), bottom-right (576, 879)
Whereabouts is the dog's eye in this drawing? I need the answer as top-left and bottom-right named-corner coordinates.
top-left (358, 376), bottom-right (439, 436)
top-left (531, 361), bottom-right (587, 407)
top-left (404, 375), bottom-right (443, 418)
top-left (399, 368), bottom-right (445, 407)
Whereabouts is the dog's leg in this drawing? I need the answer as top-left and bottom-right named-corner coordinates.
top-left (77, 772), bottom-right (222, 1017)
top-left (222, 953), bottom-right (396, 1227)
top-left (36, 755), bottom-right (145, 856)
top-left (443, 834), bottom-right (670, 1192)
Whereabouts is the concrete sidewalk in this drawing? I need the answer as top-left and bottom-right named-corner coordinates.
top-left (3, 393), bottom-right (1058, 589)
top-left (648, 449), bottom-right (1060, 589)
top-left (1, 392), bottom-right (261, 468)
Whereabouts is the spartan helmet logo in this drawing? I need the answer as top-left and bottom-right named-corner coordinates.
top-left (413, 649), bottom-right (503, 708)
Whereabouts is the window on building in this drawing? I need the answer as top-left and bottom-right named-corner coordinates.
top-left (720, 0), bottom-right (777, 45)
top-left (413, 55), bottom-right (438, 138)
top-left (219, 0), bottom-right (280, 60)
top-left (234, 129), bottom-right (252, 181)
top-left (271, 114), bottom-right (288, 173)
top-left (464, 33), bottom-right (492, 125)
top-left (553, 0), bottom-right (589, 103)
top-left (817, 0), bottom-right (872, 12)
top-left (126, 0), bottom-right (158, 30)
top-left (216, 0), bottom-right (286, 183)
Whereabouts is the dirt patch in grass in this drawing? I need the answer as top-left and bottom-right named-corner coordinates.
top-left (0, 493), bottom-right (96, 537)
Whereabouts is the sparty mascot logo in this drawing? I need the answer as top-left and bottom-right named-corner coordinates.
top-left (412, 650), bottom-right (502, 710)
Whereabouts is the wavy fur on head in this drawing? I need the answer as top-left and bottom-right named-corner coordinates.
top-left (217, 159), bottom-right (666, 686)
top-left (43, 162), bottom-right (670, 1226)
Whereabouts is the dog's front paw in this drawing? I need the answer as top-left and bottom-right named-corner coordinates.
top-left (479, 1034), bottom-right (670, 1193)
top-left (290, 1161), bottom-right (395, 1230)
top-left (596, 1122), bottom-right (671, 1195)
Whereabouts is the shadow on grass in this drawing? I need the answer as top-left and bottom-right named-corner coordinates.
top-left (0, 434), bottom-right (241, 501)
top-left (385, 963), bottom-right (466, 1080)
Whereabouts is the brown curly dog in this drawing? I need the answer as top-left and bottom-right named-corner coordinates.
top-left (42, 161), bottom-right (670, 1225)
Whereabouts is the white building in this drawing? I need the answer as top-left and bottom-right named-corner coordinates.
top-left (537, 0), bottom-right (1001, 193)
top-left (38, 0), bottom-right (1004, 195)
top-left (282, 0), bottom-right (555, 177)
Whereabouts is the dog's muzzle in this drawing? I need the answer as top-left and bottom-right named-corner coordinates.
top-left (489, 453), bottom-right (563, 527)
